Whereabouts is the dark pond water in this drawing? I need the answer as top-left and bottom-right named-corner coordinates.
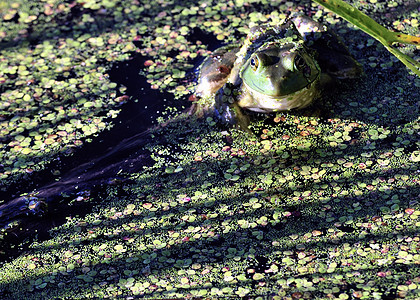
top-left (0, 53), bottom-right (191, 261)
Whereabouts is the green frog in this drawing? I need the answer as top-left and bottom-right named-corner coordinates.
top-left (194, 14), bottom-right (363, 126)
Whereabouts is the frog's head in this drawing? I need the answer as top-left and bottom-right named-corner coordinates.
top-left (240, 42), bottom-right (320, 98)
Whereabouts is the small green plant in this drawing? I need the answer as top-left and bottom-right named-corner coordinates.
top-left (313, 0), bottom-right (420, 76)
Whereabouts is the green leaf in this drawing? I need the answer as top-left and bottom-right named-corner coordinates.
top-left (312, 0), bottom-right (420, 76)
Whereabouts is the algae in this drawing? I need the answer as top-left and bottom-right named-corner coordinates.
top-left (0, 0), bottom-right (419, 299)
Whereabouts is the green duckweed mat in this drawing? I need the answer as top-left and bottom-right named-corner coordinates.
top-left (0, 0), bottom-right (419, 299)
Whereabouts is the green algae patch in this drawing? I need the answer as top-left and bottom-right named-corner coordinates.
top-left (0, 0), bottom-right (420, 299)
top-left (0, 0), bottom-right (138, 189)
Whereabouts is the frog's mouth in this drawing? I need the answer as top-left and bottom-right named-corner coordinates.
top-left (239, 76), bottom-right (321, 113)
top-left (240, 44), bottom-right (320, 97)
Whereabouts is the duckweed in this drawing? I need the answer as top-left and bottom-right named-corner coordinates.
top-left (1, 0), bottom-right (420, 299)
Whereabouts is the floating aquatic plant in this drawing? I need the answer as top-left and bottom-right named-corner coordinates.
top-left (0, 0), bottom-right (419, 299)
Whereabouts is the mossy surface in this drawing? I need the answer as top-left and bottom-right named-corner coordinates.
top-left (0, 0), bottom-right (419, 299)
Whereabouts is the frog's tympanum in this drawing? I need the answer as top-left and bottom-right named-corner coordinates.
top-left (195, 14), bottom-right (363, 126)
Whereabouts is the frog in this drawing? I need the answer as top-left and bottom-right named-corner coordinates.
top-left (194, 13), bottom-right (363, 128)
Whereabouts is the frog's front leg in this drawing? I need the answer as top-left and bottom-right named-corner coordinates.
top-left (214, 83), bottom-right (251, 131)
top-left (214, 83), bottom-right (235, 124)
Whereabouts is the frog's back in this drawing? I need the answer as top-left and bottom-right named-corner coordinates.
top-left (291, 13), bottom-right (363, 79)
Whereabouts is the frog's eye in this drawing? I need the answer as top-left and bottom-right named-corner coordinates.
top-left (250, 57), bottom-right (259, 71)
top-left (294, 54), bottom-right (307, 71)
top-left (294, 54), bottom-right (312, 77)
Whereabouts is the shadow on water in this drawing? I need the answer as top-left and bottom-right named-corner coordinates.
top-left (0, 27), bottom-right (419, 262)
top-left (0, 142), bottom-right (418, 297)
top-left (0, 4), bottom-right (418, 263)
top-left (0, 2), bottom-right (418, 298)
